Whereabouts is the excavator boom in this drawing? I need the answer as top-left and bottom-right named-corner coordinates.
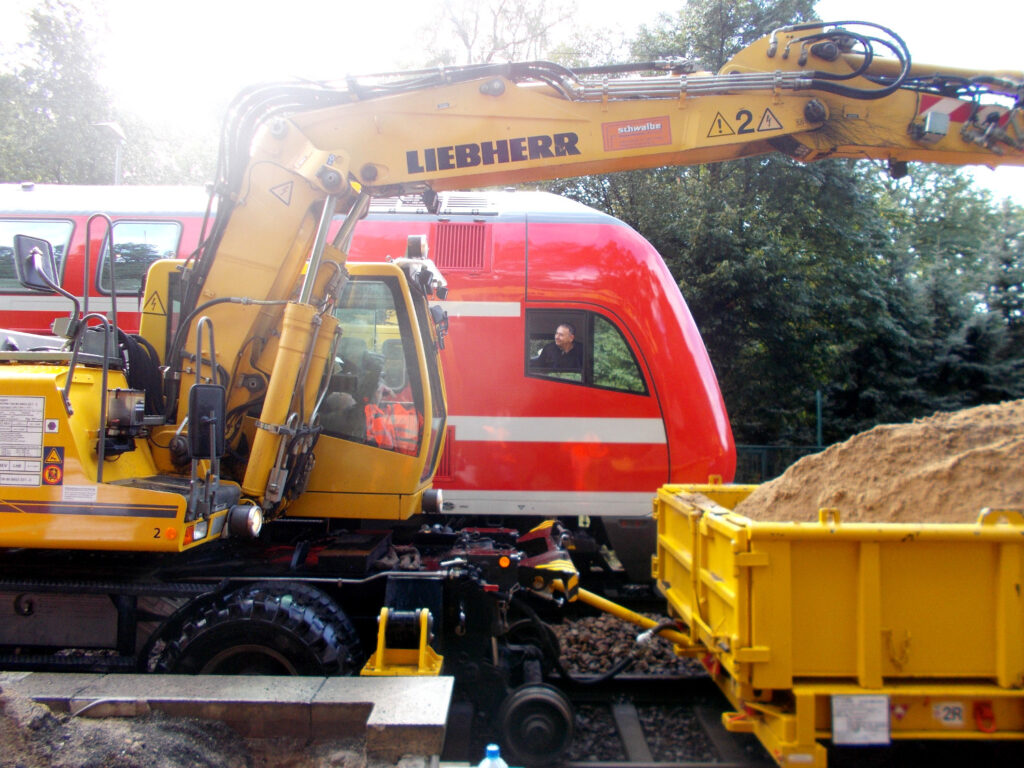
top-left (261, 20), bottom-right (1022, 196)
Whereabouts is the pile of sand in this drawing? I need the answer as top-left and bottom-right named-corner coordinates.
top-left (733, 399), bottom-right (1024, 523)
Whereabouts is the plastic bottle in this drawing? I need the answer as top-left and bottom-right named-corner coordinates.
top-left (477, 743), bottom-right (509, 768)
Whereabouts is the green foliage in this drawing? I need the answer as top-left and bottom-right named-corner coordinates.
top-left (631, 0), bottom-right (817, 69)
top-left (986, 202), bottom-right (1024, 344)
top-left (0, 0), bottom-right (115, 183)
top-left (0, 0), bottom-right (215, 185)
top-left (592, 315), bottom-right (645, 393)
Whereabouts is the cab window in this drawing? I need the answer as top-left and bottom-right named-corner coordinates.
top-left (526, 310), bottom-right (646, 394)
top-left (0, 219), bottom-right (73, 292)
top-left (592, 315), bottom-right (646, 393)
top-left (98, 220), bottom-right (182, 295)
top-left (322, 277), bottom-right (423, 455)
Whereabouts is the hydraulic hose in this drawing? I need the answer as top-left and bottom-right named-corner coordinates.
top-left (510, 596), bottom-right (685, 686)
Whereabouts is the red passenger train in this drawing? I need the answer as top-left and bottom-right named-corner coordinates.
top-left (0, 183), bottom-right (735, 579)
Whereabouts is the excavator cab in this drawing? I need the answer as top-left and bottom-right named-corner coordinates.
top-left (292, 261), bottom-right (448, 521)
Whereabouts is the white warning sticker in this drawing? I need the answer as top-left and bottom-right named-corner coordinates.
top-left (63, 485), bottom-right (99, 503)
top-left (832, 695), bottom-right (890, 745)
top-left (0, 396), bottom-right (44, 486)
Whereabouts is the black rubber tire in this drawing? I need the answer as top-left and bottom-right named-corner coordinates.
top-left (498, 683), bottom-right (575, 767)
top-left (154, 582), bottom-right (363, 675)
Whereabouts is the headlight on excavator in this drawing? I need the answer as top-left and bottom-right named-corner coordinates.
top-left (422, 488), bottom-right (443, 514)
top-left (229, 504), bottom-right (263, 538)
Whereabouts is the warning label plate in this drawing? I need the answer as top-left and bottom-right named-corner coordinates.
top-left (0, 396), bottom-right (43, 486)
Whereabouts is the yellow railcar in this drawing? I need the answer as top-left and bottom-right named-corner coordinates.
top-left (654, 484), bottom-right (1024, 766)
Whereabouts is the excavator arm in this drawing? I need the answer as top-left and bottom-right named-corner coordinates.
top-left (266, 20), bottom-right (1022, 196)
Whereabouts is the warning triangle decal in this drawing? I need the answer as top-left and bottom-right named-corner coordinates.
top-left (707, 112), bottom-right (736, 137)
top-left (757, 108), bottom-right (783, 132)
top-left (143, 291), bottom-right (166, 315)
top-left (45, 447), bottom-right (63, 463)
top-left (271, 181), bottom-right (294, 205)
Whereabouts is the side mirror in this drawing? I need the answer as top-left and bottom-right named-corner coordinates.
top-left (188, 383), bottom-right (226, 459)
top-left (429, 304), bottom-right (449, 350)
top-left (13, 234), bottom-right (60, 293)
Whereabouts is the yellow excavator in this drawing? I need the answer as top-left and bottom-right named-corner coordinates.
top-left (0, 21), bottom-right (1020, 765)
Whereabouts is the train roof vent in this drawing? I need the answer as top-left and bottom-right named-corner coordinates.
top-left (439, 194), bottom-right (499, 216)
top-left (368, 195), bottom-right (428, 213)
top-left (434, 221), bottom-right (488, 271)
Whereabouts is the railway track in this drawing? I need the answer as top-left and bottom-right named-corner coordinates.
top-left (442, 673), bottom-right (774, 768)
top-left (446, 669), bottom-right (1024, 767)
top-left (562, 675), bottom-right (773, 768)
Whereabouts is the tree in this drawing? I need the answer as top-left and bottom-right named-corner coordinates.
top-left (631, 0), bottom-right (817, 70)
top-left (0, 1), bottom-right (216, 185)
top-left (827, 166), bottom-right (1024, 431)
top-left (984, 200), bottom-right (1024, 345)
top-left (0, 0), bottom-right (117, 184)
top-left (423, 0), bottom-right (577, 66)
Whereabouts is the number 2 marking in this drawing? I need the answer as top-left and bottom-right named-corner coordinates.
top-left (736, 109), bottom-right (754, 134)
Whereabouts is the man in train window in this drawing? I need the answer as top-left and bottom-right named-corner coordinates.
top-left (530, 322), bottom-right (583, 372)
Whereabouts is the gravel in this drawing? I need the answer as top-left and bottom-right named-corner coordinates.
top-left (550, 611), bottom-right (704, 677)
top-left (553, 613), bottom-right (720, 764)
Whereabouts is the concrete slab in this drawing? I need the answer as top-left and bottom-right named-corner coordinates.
top-left (1, 671), bottom-right (453, 761)
top-left (75, 674), bottom-right (327, 738)
top-left (318, 676), bottom-right (453, 763)
top-left (1, 671), bottom-right (101, 713)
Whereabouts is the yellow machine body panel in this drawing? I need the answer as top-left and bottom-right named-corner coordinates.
top-left (0, 363), bottom-right (224, 552)
top-left (295, 440), bottom-right (431, 520)
top-left (137, 259), bottom-right (183, 365)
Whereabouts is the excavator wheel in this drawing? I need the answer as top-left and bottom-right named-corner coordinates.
top-left (498, 683), bottom-right (575, 766)
top-left (153, 582), bottom-right (363, 675)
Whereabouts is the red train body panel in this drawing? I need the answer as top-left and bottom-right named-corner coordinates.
top-left (0, 184), bottom-right (735, 578)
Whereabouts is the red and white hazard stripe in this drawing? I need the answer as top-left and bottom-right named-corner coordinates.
top-left (918, 94), bottom-right (1009, 125)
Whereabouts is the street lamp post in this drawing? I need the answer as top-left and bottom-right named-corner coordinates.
top-left (93, 122), bottom-right (127, 184)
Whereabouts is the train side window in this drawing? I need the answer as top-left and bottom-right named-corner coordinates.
top-left (0, 219), bottom-right (73, 292)
top-left (526, 310), bottom-right (647, 394)
top-left (98, 220), bottom-right (182, 295)
top-left (592, 314), bottom-right (646, 394)
top-left (526, 310), bottom-right (586, 384)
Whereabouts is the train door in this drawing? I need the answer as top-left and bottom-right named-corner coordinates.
top-left (517, 304), bottom-right (669, 503)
